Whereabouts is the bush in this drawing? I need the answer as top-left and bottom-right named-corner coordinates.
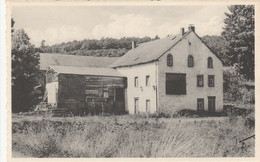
top-left (242, 89), bottom-right (255, 104)
top-left (34, 102), bottom-right (56, 111)
top-left (223, 66), bottom-right (255, 104)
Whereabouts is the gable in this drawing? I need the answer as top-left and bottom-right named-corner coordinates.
top-left (158, 31), bottom-right (223, 66)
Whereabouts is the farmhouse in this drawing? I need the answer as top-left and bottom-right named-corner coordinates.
top-left (43, 25), bottom-right (223, 115)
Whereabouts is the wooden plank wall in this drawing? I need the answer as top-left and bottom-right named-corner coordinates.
top-left (57, 74), bottom-right (126, 115)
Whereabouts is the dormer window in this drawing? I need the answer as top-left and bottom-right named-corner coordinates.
top-left (208, 57), bottom-right (213, 68)
top-left (167, 54), bottom-right (173, 66)
top-left (188, 55), bottom-right (194, 67)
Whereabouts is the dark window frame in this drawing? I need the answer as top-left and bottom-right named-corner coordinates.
top-left (208, 75), bottom-right (215, 87)
top-left (197, 75), bottom-right (204, 87)
top-left (165, 73), bottom-right (187, 95)
top-left (146, 75), bottom-right (150, 87)
top-left (208, 57), bottom-right (213, 68)
top-left (167, 54), bottom-right (173, 67)
top-left (197, 98), bottom-right (204, 111)
top-left (134, 77), bottom-right (138, 87)
top-left (188, 55), bottom-right (194, 67)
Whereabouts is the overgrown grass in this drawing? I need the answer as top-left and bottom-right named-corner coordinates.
top-left (12, 113), bottom-right (254, 157)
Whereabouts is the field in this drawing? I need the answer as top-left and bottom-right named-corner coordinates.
top-left (12, 112), bottom-right (255, 158)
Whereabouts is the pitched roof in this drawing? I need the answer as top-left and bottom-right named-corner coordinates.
top-left (39, 53), bottom-right (118, 70)
top-left (109, 31), bottom-right (191, 68)
top-left (49, 65), bottom-right (125, 77)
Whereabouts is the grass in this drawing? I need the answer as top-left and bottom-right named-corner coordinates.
top-left (12, 113), bottom-right (255, 158)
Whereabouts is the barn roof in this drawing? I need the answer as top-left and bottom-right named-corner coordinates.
top-left (39, 53), bottom-right (118, 70)
top-left (49, 65), bottom-right (125, 77)
top-left (109, 31), bottom-right (192, 68)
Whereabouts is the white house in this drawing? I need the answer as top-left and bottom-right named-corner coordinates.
top-left (44, 25), bottom-right (223, 115)
top-left (109, 25), bottom-right (223, 114)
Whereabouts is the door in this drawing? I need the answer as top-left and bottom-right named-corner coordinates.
top-left (115, 88), bottom-right (125, 114)
top-left (134, 98), bottom-right (139, 114)
top-left (146, 100), bottom-right (151, 113)
top-left (208, 96), bottom-right (216, 113)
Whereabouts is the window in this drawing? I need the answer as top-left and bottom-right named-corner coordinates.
top-left (134, 77), bottom-right (138, 87)
top-left (197, 98), bottom-right (204, 111)
top-left (208, 57), bottom-right (213, 68)
top-left (146, 75), bottom-right (150, 86)
top-left (188, 55), bottom-right (194, 67)
top-left (146, 100), bottom-right (150, 113)
top-left (208, 75), bottom-right (215, 87)
top-left (166, 73), bottom-right (186, 95)
top-left (167, 54), bottom-right (173, 66)
top-left (197, 75), bottom-right (204, 87)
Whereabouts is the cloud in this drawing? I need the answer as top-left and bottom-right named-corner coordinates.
top-left (91, 14), bottom-right (154, 38)
top-left (26, 14), bottom-right (225, 46)
top-left (91, 13), bottom-right (224, 40)
top-left (26, 25), bottom-right (90, 46)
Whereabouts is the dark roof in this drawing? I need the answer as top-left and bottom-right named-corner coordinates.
top-left (109, 31), bottom-right (191, 68)
top-left (49, 65), bottom-right (125, 77)
top-left (39, 53), bottom-right (118, 70)
top-left (110, 30), bottom-right (223, 68)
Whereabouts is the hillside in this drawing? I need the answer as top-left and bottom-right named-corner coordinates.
top-left (37, 36), bottom-right (229, 64)
top-left (38, 36), bottom-right (158, 57)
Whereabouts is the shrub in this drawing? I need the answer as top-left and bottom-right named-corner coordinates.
top-left (34, 102), bottom-right (56, 111)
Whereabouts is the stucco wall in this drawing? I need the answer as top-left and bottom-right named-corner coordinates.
top-left (116, 63), bottom-right (157, 114)
top-left (46, 82), bottom-right (58, 104)
top-left (157, 32), bottom-right (223, 114)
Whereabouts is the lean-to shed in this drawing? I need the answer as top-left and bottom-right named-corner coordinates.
top-left (46, 65), bottom-right (127, 115)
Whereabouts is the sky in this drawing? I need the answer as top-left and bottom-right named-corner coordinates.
top-left (12, 5), bottom-right (230, 47)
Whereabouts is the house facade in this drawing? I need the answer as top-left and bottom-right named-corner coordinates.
top-left (110, 25), bottom-right (223, 114)
top-left (44, 25), bottom-right (223, 115)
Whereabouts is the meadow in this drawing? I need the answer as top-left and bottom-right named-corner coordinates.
top-left (12, 111), bottom-right (255, 158)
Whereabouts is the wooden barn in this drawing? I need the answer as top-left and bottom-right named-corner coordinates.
top-left (46, 65), bottom-right (127, 115)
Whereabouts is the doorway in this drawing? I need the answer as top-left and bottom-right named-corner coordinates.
top-left (208, 96), bottom-right (216, 113)
top-left (134, 98), bottom-right (139, 114)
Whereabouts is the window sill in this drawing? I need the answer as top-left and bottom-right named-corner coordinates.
top-left (165, 94), bottom-right (187, 95)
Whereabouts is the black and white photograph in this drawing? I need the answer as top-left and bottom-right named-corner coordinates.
top-left (6, 2), bottom-right (256, 159)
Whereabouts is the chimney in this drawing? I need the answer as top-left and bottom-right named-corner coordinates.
top-left (188, 24), bottom-right (195, 32)
top-left (132, 41), bottom-right (137, 49)
top-left (180, 28), bottom-right (185, 36)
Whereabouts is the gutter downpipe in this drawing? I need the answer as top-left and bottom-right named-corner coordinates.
top-left (155, 61), bottom-right (159, 113)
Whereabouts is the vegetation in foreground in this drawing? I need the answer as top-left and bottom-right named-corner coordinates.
top-left (12, 112), bottom-right (254, 158)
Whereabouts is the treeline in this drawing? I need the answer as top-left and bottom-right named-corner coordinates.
top-left (37, 36), bottom-right (159, 57)
top-left (37, 34), bottom-right (230, 63)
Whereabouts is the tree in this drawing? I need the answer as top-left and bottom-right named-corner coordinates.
top-left (222, 5), bottom-right (255, 80)
top-left (153, 35), bottom-right (160, 40)
top-left (12, 28), bottom-right (41, 112)
top-left (202, 35), bottom-right (230, 65)
top-left (41, 40), bottom-right (46, 48)
top-left (11, 18), bottom-right (15, 33)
